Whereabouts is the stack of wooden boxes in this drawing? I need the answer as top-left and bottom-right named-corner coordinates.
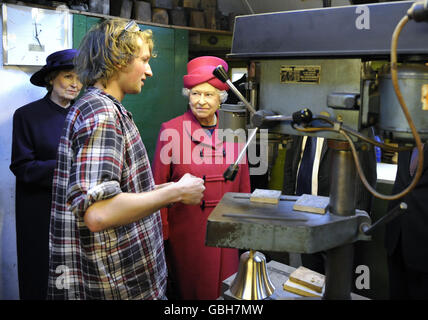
top-left (150, 0), bottom-right (172, 24)
top-left (106, 0), bottom-right (228, 30)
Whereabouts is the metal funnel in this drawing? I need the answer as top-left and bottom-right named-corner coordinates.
top-left (230, 250), bottom-right (275, 300)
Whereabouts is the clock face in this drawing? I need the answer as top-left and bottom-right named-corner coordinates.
top-left (2, 4), bottom-right (72, 66)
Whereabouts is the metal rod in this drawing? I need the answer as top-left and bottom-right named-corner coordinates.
top-left (241, 0), bottom-right (255, 14)
top-left (323, 140), bottom-right (356, 300)
top-left (235, 127), bottom-right (258, 165)
top-left (263, 115), bottom-right (293, 122)
top-left (223, 128), bottom-right (258, 181)
top-left (323, 243), bottom-right (354, 300)
top-left (362, 202), bottom-right (407, 235)
top-left (328, 141), bottom-right (356, 216)
top-left (225, 79), bottom-right (257, 114)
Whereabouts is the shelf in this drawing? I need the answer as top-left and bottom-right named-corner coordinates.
top-left (5, 2), bottom-right (233, 35)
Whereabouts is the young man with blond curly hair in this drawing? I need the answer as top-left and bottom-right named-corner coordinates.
top-left (47, 19), bottom-right (205, 300)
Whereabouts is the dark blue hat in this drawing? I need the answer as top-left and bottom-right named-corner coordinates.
top-left (30, 49), bottom-right (78, 87)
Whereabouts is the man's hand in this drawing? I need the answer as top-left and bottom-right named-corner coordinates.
top-left (84, 174), bottom-right (205, 232)
top-left (175, 173), bottom-right (205, 205)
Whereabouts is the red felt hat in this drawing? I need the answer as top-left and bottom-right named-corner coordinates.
top-left (183, 56), bottom-right (229, 90)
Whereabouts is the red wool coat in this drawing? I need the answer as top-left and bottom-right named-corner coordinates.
top-left (152, 110), bottom-right (251, 300)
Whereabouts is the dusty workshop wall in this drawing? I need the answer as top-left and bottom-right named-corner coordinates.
top-left (0, 12), bottom-right (52, 300)
top-left (217, 0), bottom-right (351, 15)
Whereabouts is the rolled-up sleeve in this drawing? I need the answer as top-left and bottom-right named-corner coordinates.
top-left (67, 112), bottom-right (124, 218)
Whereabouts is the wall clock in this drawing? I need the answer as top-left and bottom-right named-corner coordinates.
top-left (2, 4), bottom-right (72, 66)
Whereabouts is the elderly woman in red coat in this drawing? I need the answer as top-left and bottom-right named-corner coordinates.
top-left (152, 56), bottom-right (251, 300)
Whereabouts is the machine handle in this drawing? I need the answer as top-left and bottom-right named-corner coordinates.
top-left (360, 202), bottom-right (407, 235)
top-left (223, 164), bottom-right (239, 181)
top-left (292, 108), bottom-right (313, 125)
top-left (252, 108), bottom-right (313, 127)
top-left (213, 65), bottom-right (229, 83)
top-left (223, 128), bottom-right (258, 181)
top-left (213, 65), bottom-right (257, 114)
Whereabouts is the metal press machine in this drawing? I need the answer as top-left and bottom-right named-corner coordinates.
top-left (205, 1), bottom-right (428, 300)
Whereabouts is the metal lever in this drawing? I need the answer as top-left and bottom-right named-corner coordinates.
top-left (213, 65), bottom-right (258, 181)
top-left (223, 128), bottom-right (258, 181)
top-left (251, 108), bottom-right (313, 127)
top-left (360, 202), bottom-right (407, 235)
top-left (213, 65), bottom-right (257, 114)
top-left (223, 108), bottom-right (311, 181)
top-left (214, 65), bottom-right (314, 181)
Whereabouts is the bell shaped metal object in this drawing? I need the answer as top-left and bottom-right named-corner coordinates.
top-left (230, 250), bottom-right (275, 300)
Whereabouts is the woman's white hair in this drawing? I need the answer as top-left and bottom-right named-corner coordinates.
top-left (182, 87), bottom-right (228, 103)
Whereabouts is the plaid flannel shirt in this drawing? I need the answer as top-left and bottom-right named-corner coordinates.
top-left (47, 87), bottom-right (166, 299)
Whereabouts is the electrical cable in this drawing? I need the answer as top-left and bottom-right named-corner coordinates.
top-left (293, 116), bottom-right (410, 152)
top-left (289, 8), bottom-right (425, 200)
top-left (384, 13), bottom-right (425, 200)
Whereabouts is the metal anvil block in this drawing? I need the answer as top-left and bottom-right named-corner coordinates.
top-left (205, 192), bottom-right (371, 254)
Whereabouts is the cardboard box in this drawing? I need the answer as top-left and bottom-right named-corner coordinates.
top-left (183, 0), bottom-right (200, 9)
top-left (204, 8), bottom-right (217, 29)
top-left (134, 1), bottom-right (152, 22)
top-left (152, 8), bottom-right (169, 24)
top-left (201, 0), bottom-right (216, 10)
top-left (110, 0), bottom-right (132, 19)
top-left (151, 0), bottom-right (173, 10)
top-left (170, 8), bottom-right (188, 26)
top-left (189, 10), bottom-right (205, 28)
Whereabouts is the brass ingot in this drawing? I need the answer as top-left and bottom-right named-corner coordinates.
top-left (229, 250), bottom-right (275, 300)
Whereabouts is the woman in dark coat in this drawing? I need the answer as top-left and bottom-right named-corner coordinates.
top-left (385, 145), bottom-right (428, 299)
top-left (153, 56), bottom-right (251, 300)
top-left (10, 49), bottom-right (82, 300)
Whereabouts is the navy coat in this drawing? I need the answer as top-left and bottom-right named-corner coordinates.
top-left (10, 94), bottom-right (69, 300)
top-left (385, 145), bottom-right (428, 272)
